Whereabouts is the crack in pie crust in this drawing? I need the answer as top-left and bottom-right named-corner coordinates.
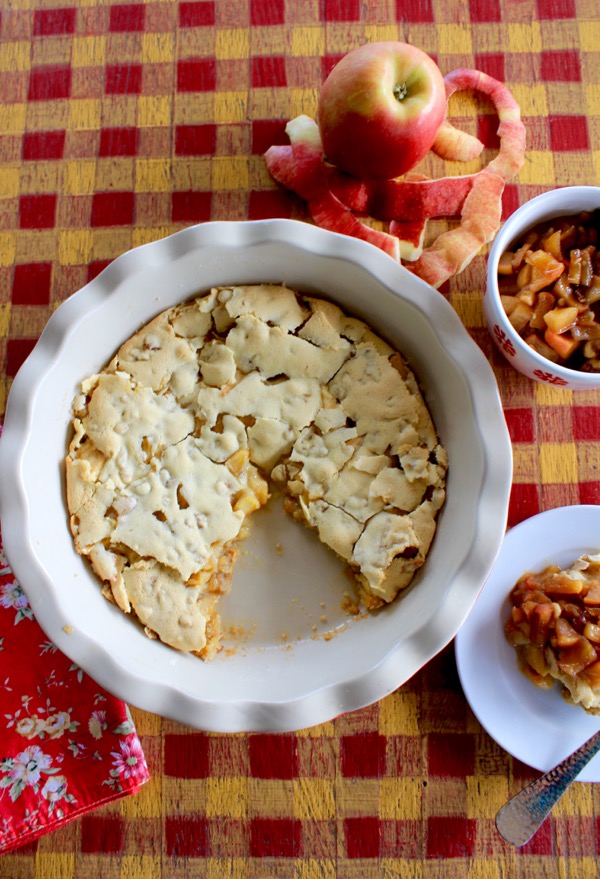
top-left (66, 285), bottom-right (448, 658)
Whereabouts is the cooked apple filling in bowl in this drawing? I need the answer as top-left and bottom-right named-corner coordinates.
top-left (485, 185), bottom-right (600, 390)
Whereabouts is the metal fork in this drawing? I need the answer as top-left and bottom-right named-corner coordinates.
top-left (496, 729), bottom-right (600, 846)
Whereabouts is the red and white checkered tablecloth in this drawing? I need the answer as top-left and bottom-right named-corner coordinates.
top-left (1, 0), bottom-right (600, 875)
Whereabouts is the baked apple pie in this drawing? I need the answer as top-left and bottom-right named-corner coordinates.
top-left (66, 285), bottom-right (447, 658)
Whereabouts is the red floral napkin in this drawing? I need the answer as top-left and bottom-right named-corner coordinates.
top-left (0, 528), bottom-right (150, 854)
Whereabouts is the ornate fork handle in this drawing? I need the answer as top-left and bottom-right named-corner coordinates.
top-left (495, 729), bottom-right (600, 847)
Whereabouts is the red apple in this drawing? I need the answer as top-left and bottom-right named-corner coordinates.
top-left (317, 41), bottom-right (447, 180)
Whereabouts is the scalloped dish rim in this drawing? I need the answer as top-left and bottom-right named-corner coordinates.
top-left (0, 219), bottom-right (512, 732)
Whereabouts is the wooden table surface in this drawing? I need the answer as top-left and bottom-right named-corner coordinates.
top-left (1, 0), bottom-right (600, 876)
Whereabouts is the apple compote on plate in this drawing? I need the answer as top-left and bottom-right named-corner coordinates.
top-left (505, 553), bottom-right (600, 714)
top-left (498, 210), bottom-right (600, 372)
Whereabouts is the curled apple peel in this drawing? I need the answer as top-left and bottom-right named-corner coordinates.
top-left (408, 167), bottom-right (505, 286)
top-left (266, 130), bottom-right (476, 261)
top-left (264, 68), bottom-right (526, 288)
top-left (327, 169), bottom-right (478, 221)
top-left (430, 69), bottom-right (487, 163)
top-left (268, 115), bottom-right (401, 260)
top-left (407, 69), bottom-right (526, 286)
top-left (443, 68), bottom-right (526, 182)
top-left (431, 119), bottom-right (484, 163)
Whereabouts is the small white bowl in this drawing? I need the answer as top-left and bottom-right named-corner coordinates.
top-left (484, 186), bottom-right (600, 391)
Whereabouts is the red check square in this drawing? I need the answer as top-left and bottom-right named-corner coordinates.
top-left (165, 816), bottom-right (209, 857)
top-left (19, 194), bottom-right (57, 229)
top-left (395, 0), bottom-right (434, 22)
top-left (80, 816), bottom-right (125, 854)
top-left (474, 53), bottom-right (505, 81)
top-left (518, 816), bottom-right (554, 854)
top-left (177, 59), bottom-right (216, 92)
top-left (251, 0), bottom-right (284, 25)
top-left (99, 127), bottom-right (138, 157)
top-left (175, 124), bottom-right (216, 156)
top-left (537, 0), bottom-right (575, 18)
top-left (251, 119), bottom-right (288, 154)
top-left (321, 0), bottom-right (361, 21)
top-left (477, 114), bottom-right (500, 150)
top-left (341, 732), bottom-right (386, 777)
top-left (90, 191), bottom-right (135, 226)
top-left (474, 52), bottom-right (504, 80)
top-left (6, 339), bottom-right (37, 377)
top-left (248, 189), bottom-right (295, 219)
top-left (580, 482), bottom-right (600, 504)
top-left (33, 7), bottom-right (76, 36)
top-left (540, 50), bottom-right (581, 82)
top-left (87, 259), bottom-right (112, 281)
top-left (171, 191), bottom-right (212, 223)
top-left (321, 54), bottom-right (345, 80)
top-left (251, 57), bottom-right (287, 88)
top-left (428, 733), bottom-right (475, 777)
top-left (468, 0), bottom-right (501, 21)
top-left (28, 65), bottom-right (71, 101)
top-left (179, 1), bottom-right (215, 27)
top-left (427, 816), bottom-right (476, 858)
top-left (573, 407), bottom-right (600, 441)
top-left (549, 115), bottom-right (589, 151)
top-left (344, 816), bottom-right (380, 858)
top-left (250, 818), bottom-right (302, 857)
top-left (12, 262), bottom-right (52, 305)
top-left (23, 130), bottom-right (66, 161)
top-left (164, 733), bottom-right (210, 778)
top-left (504, 408), bottom-right (535, 443)
top-left (508, 483), bottom-right (540, 527)
top-left (109, 4), bottom-right (145, 31)
top-left (502, 184), bottom-right (520, 220)
top-left (249, 734), bottom-right (298, 779)
top-left (105, 64), bottom-right (143, 95)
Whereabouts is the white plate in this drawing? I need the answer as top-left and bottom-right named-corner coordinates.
top-left (0, 219), bottom-right (512, 732)
top-left (456, 505), bottom-right (600, 782)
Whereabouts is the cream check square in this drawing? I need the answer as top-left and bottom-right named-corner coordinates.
top-left (0, 103), bottom-right (26, 135)
top-left (58, 230), bottom-right (94, 265)
top-left (142, 33), bottom-right (175, 64)
top-left (293, 778), bottom-right (335, 820)
top-left (0, 167), bottom-right (19, 199)
top-left (206, 777), bottom-right (249, 818)
top-left (507, 22), bottom-right (543, 53)
top-left (0, 41), bottom-right (31, 72)
top-left (437, 23), bottom-right (473, 55)
top-left (119, 855), bottom-right (161, 879)
top-left (539, 441), bottom-right (578, 484)
top-left (379, 778), bottom-right (422, 820)
top-left (215, 28), bottom-right (250, 60)
top-left (378, 693), bottom-right (420, 736)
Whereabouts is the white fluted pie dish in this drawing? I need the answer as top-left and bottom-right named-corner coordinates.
top-left (0, 219), bottom-right (511, 732)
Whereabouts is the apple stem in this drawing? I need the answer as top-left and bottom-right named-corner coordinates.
top-left (393, 82), bottom-right (408, 102)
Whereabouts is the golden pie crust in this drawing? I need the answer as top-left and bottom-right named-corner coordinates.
top-left (66, 285), bottom-right (447, 658)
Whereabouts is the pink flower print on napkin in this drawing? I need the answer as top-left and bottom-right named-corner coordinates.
top-left (0, 528), bottom-right (150, 854)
